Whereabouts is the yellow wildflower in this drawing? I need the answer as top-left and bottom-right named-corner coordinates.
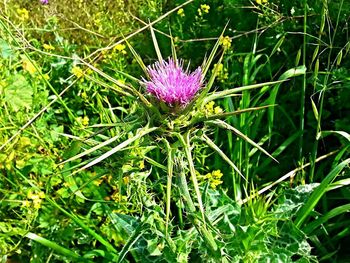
top-left (17, 8), bottom-right (29, 21)
top-left (214, 106), bottom-right (223, 114)
top-left (213, 62), bottom-right (229, 83)
top-left (27, 190), bottom-right (34, 200)
top-left (38, 74), bottom-right (50, 81)
top-left (214, 63), bottom-right (224, 73)
top-left (204, 101), bottom-right (223, 115)
top-left (43, 44), bottom-right (55, 51)
top-left (33, 198), bottom-right (42, 209)
top-left (177, 8), bottom-right (185, 17)
top-left (26, 190), bottom-right (45, 209)
top-left (22, 59), bottom-right (36, 75)
top-left (93, 178), bottom-right (104, 186)
top-left (22, 200), bottom-right (31, 208)
top-left (212, 170), bottom-right (223, 179)
top-left (38, 191), bottom-right (46, 199)
top-left (82, 116), bottom-right (89, 126)
top-left (210, 179), bottom-right (223, 189)
top-left (139, 160), bottom-right (145, 170)
top-left (200, 4), bottom-right (210, 13)
top-left (220, 36), bottom-right (232, 49)
top-left (205, 101), bottom-right (215, 114)
top-left (71, 66), bottom-right (84, 78)
top-left (256, 0), bottom-right (268, 4)
top-left (94, 18), bottom-right (101, 26)
top-left (111, 191), bottom-right (127, 202)
top-left (81, 91), bottom-right (88, 100)
top-left (123, 176), bottom-right (130, 184)
top-left (113, 44), bottom-right (127, 54)
top-left (209, 170), bottom-right (223, 189)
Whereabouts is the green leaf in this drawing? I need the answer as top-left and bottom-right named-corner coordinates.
top-left (69, 126), bottom-right (158, 176)
top-left (25, 232), bottom-right (84, 260)
top-left (203, 80), bottom-right (286, 104)
top-left (4, 74), bottom-right (33, 112)
top-left (295, 158), bottom-right (350, 228)
top-left (0, 39), bottom-right (14, 59)
top-left (311, 98), bottom-right (319, 121)
top-left (319, 130), bottom-right (350, 142)
top-left (267, 66), bottom-right (306, 134)
top-left (150, 24), bottom-right (163, 62)
top-left (208, 119), bottom-right (277, 163)
top-left (201, 134), bottom-right (245, 180)
top-left (304, 204), bottom-right (350, 235)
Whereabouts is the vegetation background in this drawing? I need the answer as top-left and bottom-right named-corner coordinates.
top-left (0, 0), bottom-right (349, 262)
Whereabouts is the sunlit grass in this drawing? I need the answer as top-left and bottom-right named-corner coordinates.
top-left (0, 0), bottom-right (349, 262)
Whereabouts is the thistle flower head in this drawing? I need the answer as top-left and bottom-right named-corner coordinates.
top-left (40, 0), bottom-right (48, 4)
top-left (144, 58), bottom-right (203, 106)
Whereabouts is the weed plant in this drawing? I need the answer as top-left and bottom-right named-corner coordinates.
top-left (0, 0), bottom-right (349, 262)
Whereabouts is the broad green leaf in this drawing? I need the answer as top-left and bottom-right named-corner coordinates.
top-left (0, 39), bottom-right (14, 59)
top-left (4, 74), bottom-right (33, 112)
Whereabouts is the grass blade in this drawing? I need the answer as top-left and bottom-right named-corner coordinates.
top-left (47, 198), bottom-right (118, 255)
top-left (295, 158), bottom-right (350, 228)
top-left (201, 133), bottom-right (245, 181)
top-left (267, 66), bottom-right (306, 134)
top-left (318, 130), bottom-right (350, 142)
top-left (208, 119), bottom-right (278, 163)
top-left (150, 23), bottom-right (163, 62)
top-left (164, 139), bottom-right (174, 237)
top-left (304, 204), bottom-right (350, 235)
top-left (201, 22), bottom-right (229, 79)
top-left (192, 105), bottom-right (274, 125)
top-left (25, 232), bottom-right (84, 260)
top-left (70, 127), bottom-right (158, 176)
top-left (203, 80), bottom-right (287, 105)
top-left (59, 133), bottom-right (123, 165)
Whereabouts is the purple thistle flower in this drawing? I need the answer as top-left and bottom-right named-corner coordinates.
top-left (144, 58), bottom-right (203, 106)
top-left (41, 0), bottom-right (48, 4)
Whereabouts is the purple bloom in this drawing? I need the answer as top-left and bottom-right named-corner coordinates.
top-left (144, 58), bottom-right (203, 106)
top-left (41, 0), bottom-right (48, 4)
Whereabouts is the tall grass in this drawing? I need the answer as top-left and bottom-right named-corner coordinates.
top-left (0, 0), bottom-right (349, 261)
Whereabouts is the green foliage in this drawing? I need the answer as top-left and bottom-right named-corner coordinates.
top-left (0, 0), bottom-right (349, 262)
